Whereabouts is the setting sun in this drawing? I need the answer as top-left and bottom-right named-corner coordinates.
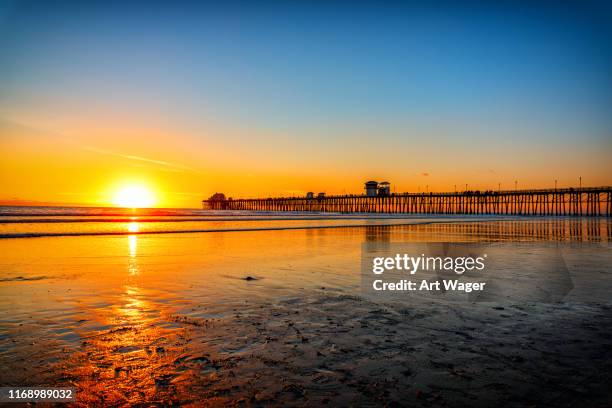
top-left (113, 185), bottom-right (156, 208)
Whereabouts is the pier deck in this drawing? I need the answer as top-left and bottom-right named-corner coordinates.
top-left (203, 187), bottom-right (612, 216)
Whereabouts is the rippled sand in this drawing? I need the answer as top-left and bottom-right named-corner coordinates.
top-left (0, 219), bottom-right (611, 406)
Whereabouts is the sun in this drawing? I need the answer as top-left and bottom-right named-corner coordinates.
top-left (113, 184), bottom-right (156, 208)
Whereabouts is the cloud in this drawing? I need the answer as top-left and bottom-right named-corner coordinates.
top-left (82, 146), bottom-right (198, 173)
top-left (420, 172), bottom-right (429, 177)
top-left (0, 118), bottom-right (202, 174)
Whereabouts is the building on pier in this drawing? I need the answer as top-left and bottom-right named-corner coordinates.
top-left (209, 192), bottom-right (226, 201)
top-left (365, 180), bottom-right (391, 196)
top-left (378, 181), bottom-right (391, 196)
top-left (365, 181), bottom-right (378, 197)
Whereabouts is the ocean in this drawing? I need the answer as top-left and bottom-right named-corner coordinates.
top-left (0, 205), bottom-right (535, 239)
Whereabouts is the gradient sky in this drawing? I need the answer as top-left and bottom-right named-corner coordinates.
top-left (1, 0), bottom-right (611, 207)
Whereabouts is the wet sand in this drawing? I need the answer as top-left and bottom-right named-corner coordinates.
top-left (0, 219), bottom-right (611, 406)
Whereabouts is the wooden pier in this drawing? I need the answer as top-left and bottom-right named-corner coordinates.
top-left (203, 187), bottom-right (612, 216)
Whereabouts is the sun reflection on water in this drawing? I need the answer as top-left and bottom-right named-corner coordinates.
top-left (127, 222), bottom-right (139, 275)
top-left (119, 286), bottom-right (147, 321)
top-left (128, 236), bottom-right (137, 259)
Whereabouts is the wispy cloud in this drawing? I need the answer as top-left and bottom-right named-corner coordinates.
top-left (1, 118), bottom-right (202, 174)
top-left (82, 146), bottom-right (198, 173)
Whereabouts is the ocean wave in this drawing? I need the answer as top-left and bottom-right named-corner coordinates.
top-left (0, 220), bottom-right (472, 239)
top-left (0, 205), bottom-right (326, 217)
top-left (0, 214), bottom-right (461, 224)
top-left (0, 275), bottom-right (49, 282)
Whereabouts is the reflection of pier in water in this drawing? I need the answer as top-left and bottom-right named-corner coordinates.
top-left (204, 187), bottom-right (612, 216)
top-left (360, 219), bottom-right (611, 243)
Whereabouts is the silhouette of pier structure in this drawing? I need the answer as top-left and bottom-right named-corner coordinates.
top-left (203, 186), bottom-right (612, 216)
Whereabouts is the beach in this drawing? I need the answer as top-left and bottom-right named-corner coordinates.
top-left (0, 212), bottom-right (611, 406)
top-left (2, 0), bottom-right (612, 405)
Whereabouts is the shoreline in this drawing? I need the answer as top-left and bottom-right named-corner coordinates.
top-left (2, 215), bottom-right (609, 240)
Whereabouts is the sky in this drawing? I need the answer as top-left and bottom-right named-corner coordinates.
top-left (0, 0), bottom-right (611, 207)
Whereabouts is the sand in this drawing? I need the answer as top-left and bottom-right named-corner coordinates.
top-left (4, 291), bottom-right (611, 406)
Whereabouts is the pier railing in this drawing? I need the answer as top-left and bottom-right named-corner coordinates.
top-left (203, 186), bottom-right (612, 216)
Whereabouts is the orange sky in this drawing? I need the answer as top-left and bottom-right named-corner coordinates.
top-left (1, 115), bottom-right (611, 208)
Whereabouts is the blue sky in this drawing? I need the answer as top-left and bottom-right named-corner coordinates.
top-left (0, 1), bottom-right (611, 202)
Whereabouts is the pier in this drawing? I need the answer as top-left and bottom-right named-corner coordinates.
top-left (203, 187), bottom-right (612, 216)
